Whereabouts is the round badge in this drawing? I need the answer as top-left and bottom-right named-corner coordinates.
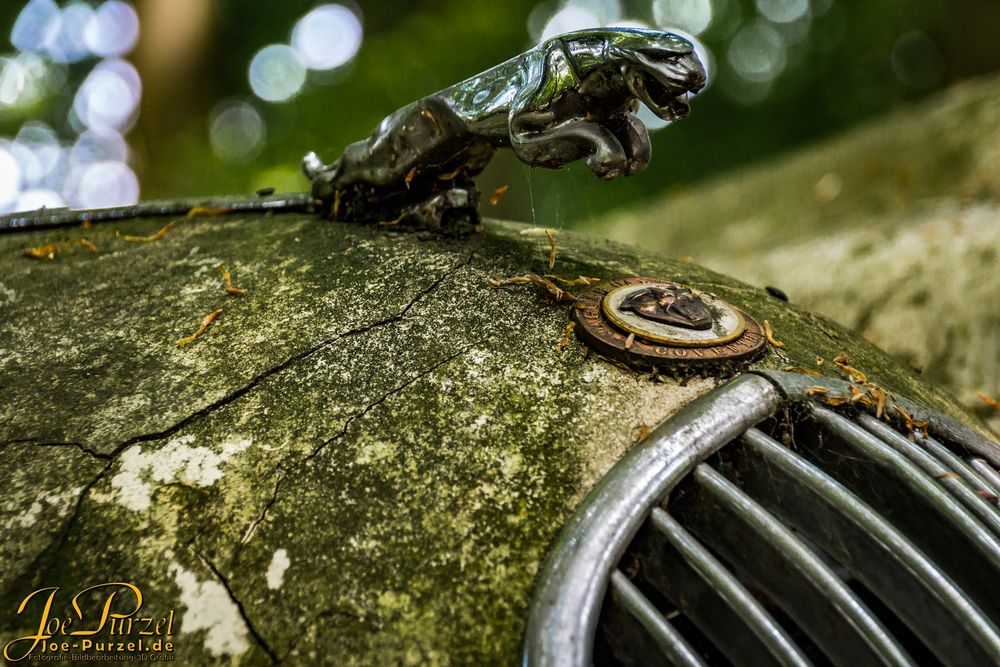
top-left (602, 283), bottom-right (746, 347)
top-left (572, 277), bottom-right (766, 369)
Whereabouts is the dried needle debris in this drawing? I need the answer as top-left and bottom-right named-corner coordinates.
top-left (379, 212), bottom-right (406, 227)
top-left (544, 229), bottom-right (557, 271)
top-left (117, 220), bottom-right (177, 242)
top-left (979, 489), bottom-right (1000, 502)
top-left (487, 274), bottom-right (578, 303)
top-left (490, 184), bottom-right (509, 205)
top-left (871, 386), bottom-right (888, 419)
top-left (544, 275), bottom-right (600, 287)
top-left (436, 165), bottom-right (465, 181)
top-left (187, 205), bottom-right (233, 218)
top-left (176, 309), bottom-right (223, 347)
top-left (976, 391), bottom-right (1000, 411)
top-left (23, 243), bottom-right (59, 260)
top-left (821, 353), bottom-right (890, 419)
top-left (783, 365), bottom-right (822, 376)
top-left (556, 321), bottom-right (575, 354)
top-left (632, 423), bottom-right (652, 444)
top-left (67, 237), bottom-right (97, 252)
top-left (332, 190), bottom-right (342, 218)
top-left (893, 404), bottom-right (929, 434)
top-left (849, 384), bottom-right (873, 406)
top-left (805, 353), bottom-right (925, 436)
top-left (763, 320), bottom-right (785, 348)
top-left (23, 237), bottom-right (98, 261)
top-left (220, 266), bottom-right (246, 297)
top-left (833, 353), bottom-right (868, 383)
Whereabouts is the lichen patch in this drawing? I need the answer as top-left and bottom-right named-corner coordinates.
top-left (170, 562), bottom-right (250, 658)
top-left (109, 435), bottom-right (252, 511)
top-left (266, 548), bottom-right (291, 590)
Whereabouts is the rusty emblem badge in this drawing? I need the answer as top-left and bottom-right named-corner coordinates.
top-left (572, 277), bottom-right (766, 369)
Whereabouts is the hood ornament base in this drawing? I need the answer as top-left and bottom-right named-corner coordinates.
top-left (572, 277), bottom-right (765, 370)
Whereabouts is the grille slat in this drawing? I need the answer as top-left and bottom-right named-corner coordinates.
top-left (737, 427), bottom-right (1000, 665)
top-left (678, 463), bottom-right (914, 667)
top-left (606, 569), bottom-right (708, 667)
top-left (970, 458), bottom-right (1000, 497)
top-left (524, 373), bottom-right (1000, 667)
top-left (809, 406), bottom-right (1000, 623)
top-left (856, 414), bottom-right (1000, 536)
top-left (524, 375), bottom-right (784, 666)
top-left (627, 507), bottom-right (812, 667)
top-left (896, 428), bottom-right (999, 505)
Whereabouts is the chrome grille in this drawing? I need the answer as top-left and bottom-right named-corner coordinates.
top-left (524, 372), bottom-right (1000, 667)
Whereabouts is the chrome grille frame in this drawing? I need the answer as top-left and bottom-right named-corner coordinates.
top-left (523, 371), bottom-right (1000, 666)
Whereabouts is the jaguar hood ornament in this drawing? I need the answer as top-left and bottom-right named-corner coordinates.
top-left (0, 29), bottom-right (706, 235)
top-left (303, 28), bottom-right (706, 231)
top-left (610, 30), bottom-right (707, 121)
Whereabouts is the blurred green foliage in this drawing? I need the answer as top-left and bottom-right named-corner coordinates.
top-left (1, 0), bottom-right (998, 225)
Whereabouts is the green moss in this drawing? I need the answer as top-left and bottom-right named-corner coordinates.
top-left (0, 209), bottom-right (982, 664)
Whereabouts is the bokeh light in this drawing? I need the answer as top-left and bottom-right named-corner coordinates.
top-left (755, 0), bottom-right (810, 25)
top-left (16, 188), bottom-right (64, 211)
top-left (0, 52), bottom-right (51, 108)
top-left (249, 44), bottom-right (306, 102)
top-left (533, 0), bottom-right (626, 42)
top-left (73, 58), bottom-right (141, 131)
top-left (50, 3), bottom-right (94, 63)
top-left (2, 1), bottom-right (141, 213)
top-left (540, 5), bottom-right (601, 41)
top-left (567, 0), bottom-right (622, 25)
top-left (636, 105), bottom-right (670, 132)
top-left (652, 0), bottom-right (714, 36)
top-left (10, 0), bottom-right (60, 54)
top-left (15, 121), bottom-right (62, 187)
top-left (291, 4), bottom-right (363, 71)
top-left (0, 145), bottom-right (23, 211)
top-left (0, 0), bottom-right (988, 224)
top-left (71, 160), bottom-right (138, 208)
top-left (773, 12), bottom-right (813, 46)
top-left (891, 31), bottom-right (945, 89)
top-left (70, 128), bottom-right (127, 167)
top-left (7, 141), bottom-right (42, 188)
top-left (728, 20), bottom-right (786, 83)
top-left (84, 0), bottom-right (139, 58)
top-left (210, 100), bottom-right (266, 164)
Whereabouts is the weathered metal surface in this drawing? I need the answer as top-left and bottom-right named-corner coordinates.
top-left (0, 208), bottom-right (984, 664)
